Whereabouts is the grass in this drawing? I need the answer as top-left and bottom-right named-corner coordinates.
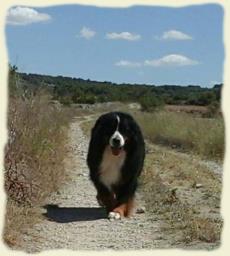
top-left (141, 144), bottom-right (222, 248)
top-left (80, 119), bottom-right (95, 137)
top-left (3, 91), bottom-right (76, 248)
top-left (135, 110), bottom-right (224, 160)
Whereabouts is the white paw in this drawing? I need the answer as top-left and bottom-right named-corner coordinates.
top-left (108, 211), bottom-right (121, 221)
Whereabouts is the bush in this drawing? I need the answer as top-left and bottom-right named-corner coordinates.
top-left (82, 95), bottom-right (96, 104)
top-left (197, 91), bottom-right (216, 106)
top-left (60, 96), bottom-right (72, 106)
top-left (204, 101), bottom-right (220, 118)
top-left (4, 91), bottom-right (70, 205)
top-left (139, 95), bottom-right (163, 112)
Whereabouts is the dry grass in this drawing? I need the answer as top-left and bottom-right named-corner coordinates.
top-left (3, 91), bottom-right (75, 247)
top-left (3, 201), bottom-right (41, 248)
top-left (165, 104), bottom-right (208, 114)
top-left (80, 120), bottom-right (95, 137)
top-left (142, 144), bottom-right (222, 248)
top-left (135, 111), bottom-right (224, 160)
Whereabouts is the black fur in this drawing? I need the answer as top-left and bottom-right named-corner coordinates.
top-left (87, 111), bottom-right (145, 212)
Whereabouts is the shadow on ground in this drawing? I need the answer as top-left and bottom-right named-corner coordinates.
top-left (43, 204), bottom-right (107, 223)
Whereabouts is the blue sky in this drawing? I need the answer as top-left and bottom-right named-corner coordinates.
top-left (5, 4), bottom-right (224, 87)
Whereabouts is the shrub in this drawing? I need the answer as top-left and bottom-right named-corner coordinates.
top-left (4, 91), bottom-right (70, 205)
top-left (139, 95), bottom-right (164, 112)
top-left (204, 101), bottom-right (220, 118)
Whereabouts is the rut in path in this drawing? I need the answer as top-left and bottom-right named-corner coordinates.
top-left (19, 117), bottom-right (173, 252)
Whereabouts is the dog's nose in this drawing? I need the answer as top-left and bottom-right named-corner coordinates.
top-left (112, 138), bottom-right (121, 147)
top-left (109, 131), bottom-right (125, 148)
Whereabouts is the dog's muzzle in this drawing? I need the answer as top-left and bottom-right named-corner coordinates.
top-left (109, 131), bottom-right (125, 156)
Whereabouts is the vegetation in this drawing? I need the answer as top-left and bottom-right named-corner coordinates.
top-left (135, 111), bottom-right (224, 160)
top-left (4, 66), bottom-right (75, 247)
top-left (142, 146), bottom-right (222, 247)
top-left (4, 66), bottom-right (224, 248)
top-left (17, 72), bottom-right (222, 112)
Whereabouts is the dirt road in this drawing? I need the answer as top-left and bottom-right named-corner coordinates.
top-left (19, 117), bottom-right (177, 252)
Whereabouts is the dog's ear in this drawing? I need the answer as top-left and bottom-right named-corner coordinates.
top-left (129, 120), bottom-right (142, 144)
top-left (91, 114), bottom-right (106, 138)
top-left (91, 119), bottom-right (101, 137)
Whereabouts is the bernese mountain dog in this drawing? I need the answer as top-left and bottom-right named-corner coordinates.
top-left (87, 111), bottom-right (145, 220)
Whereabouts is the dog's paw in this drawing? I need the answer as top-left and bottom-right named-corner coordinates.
top-left (108, 211), bottom-right (121, 221)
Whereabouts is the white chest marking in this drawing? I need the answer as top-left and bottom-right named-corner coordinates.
top-left (99, 146), bottom-right (126, 190)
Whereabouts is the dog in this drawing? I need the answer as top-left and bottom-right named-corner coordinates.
top-left (87, 111), bottom-right (145, 220)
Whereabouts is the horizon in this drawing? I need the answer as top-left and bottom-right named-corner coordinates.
top-left (18, 70), bottom-right (222, 88)
top-left (6, 4), bottom-right (224, 88)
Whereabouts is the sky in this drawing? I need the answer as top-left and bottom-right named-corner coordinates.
top-left (5, 4), bottom-right (224, 87)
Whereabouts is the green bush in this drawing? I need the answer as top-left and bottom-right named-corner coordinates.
top-left (205, 101), bottom-right (220, 118)
top-left (139, 95), bottom-right (164, 112)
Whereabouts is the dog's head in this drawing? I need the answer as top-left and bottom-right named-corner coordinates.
top-left (92, 112), bottom-right (135, 156)
top-left (109, 115), bottom-right (126, 156)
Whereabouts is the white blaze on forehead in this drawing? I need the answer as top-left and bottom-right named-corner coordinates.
top-left (109, 115), bottom-right (125, 147)
top-left (116, 115), bottom-right (120, 130)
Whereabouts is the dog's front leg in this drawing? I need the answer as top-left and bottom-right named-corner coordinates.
top-left (109, 197), bottom-right (135, 219)
top-left (108, 181), bottom-right (137, 220)
top-left (97, 190), bottom-right (117, 212)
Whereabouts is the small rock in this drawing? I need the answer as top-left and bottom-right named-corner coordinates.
top-left (192, 182), bottom-right (203, 189)
top-left (156, 235), bottom-right (163, 240)
top-left (136, 206), bottom-right (146, 214)
top-left (196, 183), bottom-right (203, 188)
top-left (78, 173), bottom-right (88, 177)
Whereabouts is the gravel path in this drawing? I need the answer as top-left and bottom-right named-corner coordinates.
top-left (20, 117), bottom-right (173, 252)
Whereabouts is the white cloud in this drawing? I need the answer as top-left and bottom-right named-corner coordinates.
top-left (157, 30), bottom-right (193, 41)
top-left (116, 54), bottom-right (199, 68)
top-left (106, 32), bottom-right (141, 41)
top-left (144, 54), bottom-right (199, 67)
top-left (115, 60), bottom-right (142, 68)
top-left (6, 6), bottom-right (51, 25)
top-left (78, 26), bottom-right (96, 40)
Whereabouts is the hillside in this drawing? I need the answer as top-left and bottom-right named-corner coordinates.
top-left (17, 72), bottom-right (222, 107)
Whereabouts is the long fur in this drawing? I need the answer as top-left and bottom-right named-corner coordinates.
top-left (87, 111), bottom-right (145, 217)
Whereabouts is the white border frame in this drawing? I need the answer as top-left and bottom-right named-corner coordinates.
top-left (0, 1), bottom-right (229, 255)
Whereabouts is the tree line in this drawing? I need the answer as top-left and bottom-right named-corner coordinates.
top-left (12, 69), bottom-right (222, 111)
